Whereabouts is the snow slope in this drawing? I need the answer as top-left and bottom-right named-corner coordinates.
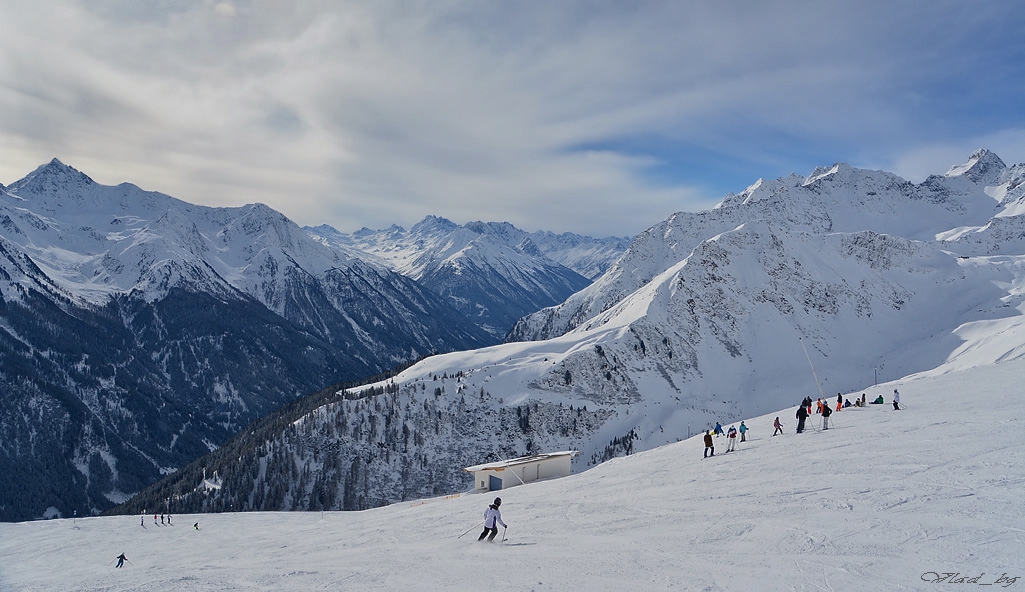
top-left (1, 358), bottom-right (1022, 592)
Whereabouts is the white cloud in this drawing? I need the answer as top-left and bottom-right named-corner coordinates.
top-left (214, 2), bottom-right (237, 18)
top-left (1, 1), bottom-right (1024, 236)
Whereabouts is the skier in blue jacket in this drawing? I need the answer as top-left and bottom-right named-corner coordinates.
top-left (478, 497), bottom-right (508, 542)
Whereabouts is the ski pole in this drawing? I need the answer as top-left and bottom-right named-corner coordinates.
top-left (502, 526), bottom-right (508, 542)
top-left (457, 520), bottom-right (484, 539)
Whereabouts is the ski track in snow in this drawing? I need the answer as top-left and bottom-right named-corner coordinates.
top-left (1, 361), bottom-right (1023, 591)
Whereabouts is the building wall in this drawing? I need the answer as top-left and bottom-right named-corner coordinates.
top-left (470, 456), bottom-right (574, 491)
top-left (536, 456), bottom-right (572, 480)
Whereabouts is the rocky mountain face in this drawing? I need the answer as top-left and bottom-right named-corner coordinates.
top-left (116, 150), bottom-right (1025, 516)
top-left (306, 217), bottom-right (629, 339)
top-left (0, 160), bottom-right (493, 522)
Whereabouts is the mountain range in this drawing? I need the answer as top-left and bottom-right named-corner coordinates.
top-left (115, 149), bottom-right (1025, 516)
top-left (306, 217), bottom-right (630, 339)
top-left (0, 160), bottom-right (624, 521)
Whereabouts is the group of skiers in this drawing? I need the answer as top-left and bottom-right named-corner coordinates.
top-left (703, 388), bottom-right (904, 457)
top-left (118, 514), bottom-right (201, 568)
top-left (702, 420), bottom-right (749, 457)
top-left (794, 389), bottom-right (901, 433)
top-left (141, 513), bottom-right (173, 527)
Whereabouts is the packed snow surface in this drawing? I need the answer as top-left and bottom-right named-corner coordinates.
top-left (1, 358), bottom-right (1022, 591)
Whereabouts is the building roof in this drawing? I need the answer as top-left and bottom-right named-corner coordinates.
top-left (463, 451), bottom-right (578, 473)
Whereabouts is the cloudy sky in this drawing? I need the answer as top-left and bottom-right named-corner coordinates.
top-left (2, 1), bottom-right (1025, 236)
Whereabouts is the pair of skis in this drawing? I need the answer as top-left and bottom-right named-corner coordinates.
top-left (458, 522), bottom-right (508, 542)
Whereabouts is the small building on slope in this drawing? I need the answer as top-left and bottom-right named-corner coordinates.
top-left (464, 451), bottom-right (579, 492)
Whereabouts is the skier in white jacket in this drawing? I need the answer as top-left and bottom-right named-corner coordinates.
top-left (477, 497), bottom-right (507, 542)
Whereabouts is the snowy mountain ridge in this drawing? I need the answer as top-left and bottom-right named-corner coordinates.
top-left (308, 216), bottom-right (630, 281)
top-left (2, 159), bottom-right (358, 308)
top-left (508, 149), bottom-right (1020, 342)
top-left (306, 216), bottom-right (629, 338)
top-left (0, 159), bottom-right (497, 355)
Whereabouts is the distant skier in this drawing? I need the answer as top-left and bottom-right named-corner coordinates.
top-left (738, 421), bottom-right (748, 442)
top-left (140, 515), bottom-right (145, 528)
top-left (773, 417), bottom-right (783, 436)
top-left (796, 403), bottom-right (809, 433)
top-left (115, 553), bottom-right (127, 568)
top-left (194, 522), bottom-right (200, 530)
top-left (713, 422), bottom-right (724, 437)
top-left (160, 514), bottom-right (165, 525)
top-left (836, 393), bottom-right (843, 412)
top-left (703, 430), bottom-right (714, 457)
top-left (822, 401), bottom-right (832, 430)
top-left (167, 514), bottom-right (173, 526)
top-left (726, 425), bottom-right (738, 452)
top-left (892, 389), bottom-right (901, 410)
top-left (477, 497), bottom-right (507, 542)
top-left (815, 398), bottom-right (823, 414)
top-left (154, 515), bottom-right (159, 526)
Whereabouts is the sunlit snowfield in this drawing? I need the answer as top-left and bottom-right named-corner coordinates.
top-left (2, 360), bottom-right (1023, 592)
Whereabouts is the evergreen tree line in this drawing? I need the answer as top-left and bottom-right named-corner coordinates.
top-left (110, 374), bottom-right (613, 515)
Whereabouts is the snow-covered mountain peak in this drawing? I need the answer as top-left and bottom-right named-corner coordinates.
top-left (804, 162), bottom-right (847, 185)
top-left (800, 162), bottom-right (910, 198)
top-left (411, 215), bottom-right (460, 236)
top-left (716, 174), bottom-right (805, 209)
top-left (946, 148), bottom-right (1007, 184)
top-left (226, 202), bottom-right (317, 251)
top-left (715, 179), bottom-right (765, 209)
top-left (517, 237), bottom-right (543, 257)
top-left (464, 220), bottom-right (522, 244)
top-left (356, 224), bottom-right (405, 239)
top-left (8, 158), bottom-right (96, 198)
